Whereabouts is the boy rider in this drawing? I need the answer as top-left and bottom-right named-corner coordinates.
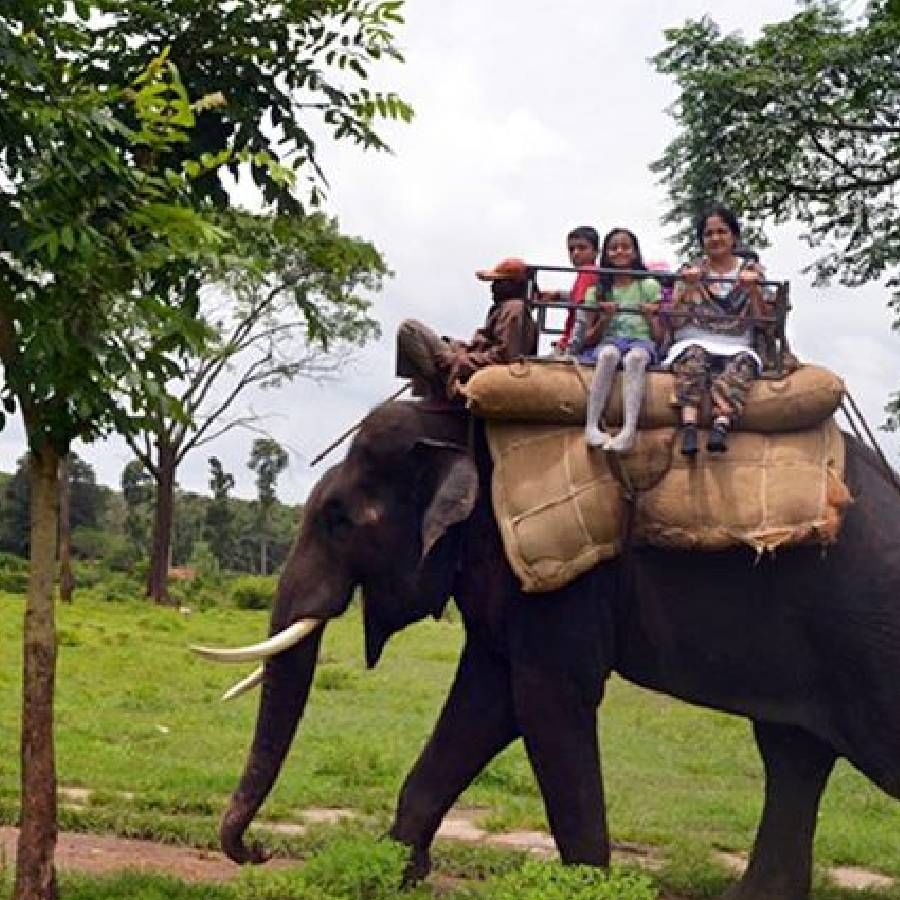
top-left (539, 225), bottom-right (599, 354)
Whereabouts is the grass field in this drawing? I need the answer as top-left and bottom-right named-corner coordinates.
top-left (2, 592), bottom-right (899, 898)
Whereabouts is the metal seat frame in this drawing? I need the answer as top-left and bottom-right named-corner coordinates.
top-left (522, 265), bottom-right (792, 377)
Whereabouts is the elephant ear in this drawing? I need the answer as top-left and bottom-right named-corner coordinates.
top-left (416, 439), bottom-right (478, 560)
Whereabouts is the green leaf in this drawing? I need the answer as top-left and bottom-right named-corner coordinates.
top-left (47, 232), bottom-right (60, 262)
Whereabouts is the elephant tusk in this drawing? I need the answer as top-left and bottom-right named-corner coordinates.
top-left (190, 618), bottom-right (322, 664)
top-left (221, 665), bottom-right (264, 702)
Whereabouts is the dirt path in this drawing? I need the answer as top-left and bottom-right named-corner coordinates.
top-left (0, 820), bottom-right (657, 885)
top-left (0, 826), bottom-right (248, 883)
top-left (2, 796), bottom-right (895, 893)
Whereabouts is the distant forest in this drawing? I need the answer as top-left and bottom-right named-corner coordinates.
top-left (0, 454), bottom-right (301, 577)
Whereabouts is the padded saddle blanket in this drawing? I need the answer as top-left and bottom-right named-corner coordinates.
top-left (464, 362), bottom-right (845, 431)
top-left (486, 420), bottom-right (851, 593)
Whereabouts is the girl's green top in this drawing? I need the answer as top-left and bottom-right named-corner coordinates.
top-left (585, 277), bottom-right (660, 340)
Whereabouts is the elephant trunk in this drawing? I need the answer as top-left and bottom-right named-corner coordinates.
top-left (220, 626), bottom-right (325, 864)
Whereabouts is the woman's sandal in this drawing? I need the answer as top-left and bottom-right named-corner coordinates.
top-left (707, 424), bottom-right (729, 453)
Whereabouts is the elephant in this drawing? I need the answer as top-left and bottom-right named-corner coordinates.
top-left (195, 399), bottom-right (900, 900)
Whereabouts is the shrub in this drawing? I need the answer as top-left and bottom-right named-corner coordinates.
top-left (71, 559), bottom-right (105, 588)
top-left (172, 541), bottom-right (225, 609)
top-left (181, 580), bottom-right (227, 610)
top-left (0, 570), bottom-right (27, 594)
top-left (87, 571), bottom-right (144, 603)
top-left (0, 552), bottom-right (28, 593)
top-left (104, 535), bottom-right (142, 572)
top-left (481, 860), bottom-right (658, 900)
top-left (70, 527), bottom-right (141, 571)
top-left (188, 540), bottom-right (219, 582)
top-left (0, 551), bottom-right (28, 572)
top-left (235, 835), bottom-right (424, 900)
top-left (70, 526), bottom-right (108, 560)
top-left (230, 575), bottom-right (276, 610)
top-left (298, 835), bottom-right (413, 899)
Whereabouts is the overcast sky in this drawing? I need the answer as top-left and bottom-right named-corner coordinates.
top-left (1, 0), bottom-right (897, 502)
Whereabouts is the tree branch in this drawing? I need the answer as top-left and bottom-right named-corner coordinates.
top-left (176, 353), bottom-right (274, 462)
top-left (122, 429), bottom-right (160, 479)
top-left (806, 118), bottom-right (900, 135)
top-left (805, 128), bottom-right (878, 184)
top-left (190, 413), bottom-right (276, 450)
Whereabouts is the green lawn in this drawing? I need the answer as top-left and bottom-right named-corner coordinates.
top-left (1, 592), bottom-right (899, 898)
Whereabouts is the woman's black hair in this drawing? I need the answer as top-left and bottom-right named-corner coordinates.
top-left (598, 227), bottom-right (647, 299)
top-left (567, 225), bottom-right (599, 251)
top-left (695, 205), bottom-right (741, 245)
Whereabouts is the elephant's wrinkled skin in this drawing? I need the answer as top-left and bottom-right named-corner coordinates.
top-left (218, 401), bottom-right (900, 899)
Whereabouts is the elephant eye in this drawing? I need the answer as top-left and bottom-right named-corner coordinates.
top-left (320, 499), bottom-right (352, 538)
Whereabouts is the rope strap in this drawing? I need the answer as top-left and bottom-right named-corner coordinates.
top-left (839, 391), bottom-right (900, 497)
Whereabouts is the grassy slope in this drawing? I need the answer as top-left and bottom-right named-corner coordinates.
top-left (1, 593), bottom-right (899, 891)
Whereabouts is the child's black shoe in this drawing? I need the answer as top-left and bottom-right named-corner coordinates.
top-left (680, 424), bottom-right (698, 456)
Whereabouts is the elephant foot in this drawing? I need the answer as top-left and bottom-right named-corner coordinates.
top-left (225, 838), bottom-right (270, 866)
top-left (400, 845), bottom-right (431, 887)
top-left (387, 828), bottom-right (432, 886)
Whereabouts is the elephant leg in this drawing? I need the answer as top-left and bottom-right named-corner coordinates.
top-left (726, 721), bottom-right (836, 900)
top-left (511, 665), bottom-right (610, 866)
top-left (389, 638), bottom-right (518, 879)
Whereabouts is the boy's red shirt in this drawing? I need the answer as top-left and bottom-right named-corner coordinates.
top-left (558, 268), bottom-right (598, 350)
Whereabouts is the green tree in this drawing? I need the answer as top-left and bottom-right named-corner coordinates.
top-left (94, 0), bottom-right (412, 214)
top-left (248, 437), bottom-right (289, 575)
top-left (62, 455), bottom-right (106, 531)
top-left (232, 500), bottom-right (264, 572)
top-left (266, 497), bottom-right (302, 572)
top-left (88, 0), bottom-right (409, 604)
top-left (205, 456), bottom-right (236, 569)
top-left (122, 210), bottom-right (387, 602)
top-left (4, 1), bottom-right (411, 606)
top-left (171, 488), bottom-right (207, 566)
top-left (58, 453), bottom-right (103, 604)
top-left (0, 11), bottom-right (231, 895)
top-left (0, 454), bottom-right (102, 560)
top-left (0, 457), bottom-right (29, 557)
top-left (652, 0), bottom-right (900, 419)
top-left (121, 460), bottom-right (154, 557)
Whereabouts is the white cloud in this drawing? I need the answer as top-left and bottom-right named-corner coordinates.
top-left (2, 0), bottom-right (898, 501)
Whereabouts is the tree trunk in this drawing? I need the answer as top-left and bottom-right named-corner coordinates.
top-left (147, 443), bottom-right (176, 605)
top-left (57, 455), bottom-right (73, 605)
top-left (260, 536), bottom-right (268, 577)
top-left (15, 446), bottom-right (60, 900)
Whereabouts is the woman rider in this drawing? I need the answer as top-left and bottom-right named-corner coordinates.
top-left (663, 205), bottom-right (772, 455)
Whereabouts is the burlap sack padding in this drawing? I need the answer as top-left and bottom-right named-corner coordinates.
top-left (486, 419), bottom-right (850, 593)
top-left (464, 362), bottom-right (845, 432)
top-left (635, 420), bottom-right (849, 552)
top-left (486, 424), bottom-right (676, 592)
